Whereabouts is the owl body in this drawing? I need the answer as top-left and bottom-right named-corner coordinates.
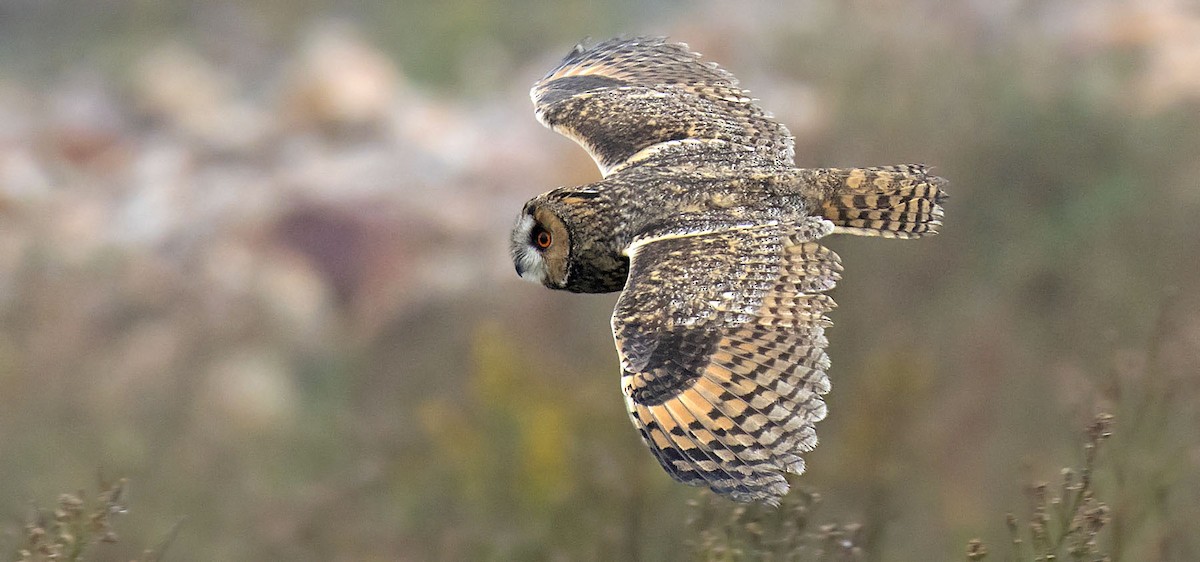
top-left (511, 38), bottom-right (946, 504)
top-left (522, 148), bottom-right (816, 293)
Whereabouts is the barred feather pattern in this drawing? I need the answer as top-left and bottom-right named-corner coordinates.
top-left (808, 165), bottom-right (947, 238)
top-left (531, 37), bottom-right (794, 175)
top-left (613, 217), bottom-right (840, 505)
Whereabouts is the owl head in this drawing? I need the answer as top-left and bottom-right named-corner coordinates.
top-left (510, 189), bottom-right (629, 293)
top-left (511, 198), bottom-right (572, 289)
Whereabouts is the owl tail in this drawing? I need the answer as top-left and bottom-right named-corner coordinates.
top-left (813, 165), bottom-right (947, 238)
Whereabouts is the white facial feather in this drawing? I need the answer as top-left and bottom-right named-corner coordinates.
top-left (511, 214), bottom-right (548, 284)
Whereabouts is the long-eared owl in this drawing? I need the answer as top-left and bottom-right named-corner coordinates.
top-left (510, 37), bottom-right (946, 505)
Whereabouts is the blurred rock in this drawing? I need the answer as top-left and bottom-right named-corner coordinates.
top-left (0, 146), bottom-right (52, 205)
top-left (281, 22), bottom-right (402, 134)
top-left (132, 43), bottom-right (270, 149)
top-left (198, 349), bottom-right (299, 435)
top-left (1135, 1), bottom-right (1200, 112)
top-left (42, 71), bottom-right (131, 174)
top-left (45, 189), bottom-right (113, 265)
top-left (1056, 0), bottom-right (1200, 113)
top-left (258, 252), bottom-right (335, 344)
top-left (267, 200), bottom-right (457, 336)
top-left (389, 94), bottom-right (486, 174)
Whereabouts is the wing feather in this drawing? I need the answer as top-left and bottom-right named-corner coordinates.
top-left (540, 37), bottom-right (737, 87)
top-left (640, 401), bottom-right (750, 497)
top-left (688, 373), bottom-right (805, 474)
top-left (532, 37), bottom-right (794, 176)
top-left (612, 217), bottom-right (839, 504)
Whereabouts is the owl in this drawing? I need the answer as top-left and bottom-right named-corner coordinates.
top-left (510, 37), bottom-right (946, 505)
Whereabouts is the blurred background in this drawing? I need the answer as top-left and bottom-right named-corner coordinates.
top-left (1, 0), bottom-right (1198, 560)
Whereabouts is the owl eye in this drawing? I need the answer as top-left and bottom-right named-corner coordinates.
top-left (534, 229), bottom-right (553, 249)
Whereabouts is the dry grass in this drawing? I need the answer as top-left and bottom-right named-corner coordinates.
top-left (687, 414), bottom-right (1118, 562)
top-left (12, 478), bottom-right (181, 562)
top-left (970, 414), bottom-right (1114, 562)
top-left (14, 478), bottom-right (128, 562)
top-left (689, 488), bottom-right (864, 562)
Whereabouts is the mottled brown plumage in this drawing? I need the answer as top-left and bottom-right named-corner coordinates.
top-left (510, 37), bottom-right (947, 505)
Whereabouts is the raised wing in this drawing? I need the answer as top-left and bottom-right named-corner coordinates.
top-left (611, 217), bottom-right (840, 505)
top-left (532, 37), bottom-right (794, 176)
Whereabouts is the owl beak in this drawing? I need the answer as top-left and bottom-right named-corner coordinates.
top-left (514, 260), bottom-right (526, 276)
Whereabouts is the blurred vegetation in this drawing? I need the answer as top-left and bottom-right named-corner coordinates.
top-left (2, 0), bottom-right (1199, 560)
top-left (689, 488), bottom-right (866, 562)
top-left (11, 477), bottom-right (181, 562)
top-left (986, 414), bottom-right (1114, 562)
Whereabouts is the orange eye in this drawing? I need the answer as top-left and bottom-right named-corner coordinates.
top-left (535, 230), bottom-right (552, 249)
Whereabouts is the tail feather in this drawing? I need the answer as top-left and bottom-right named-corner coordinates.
top-left (810, 165), bottom-right (947, 239)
